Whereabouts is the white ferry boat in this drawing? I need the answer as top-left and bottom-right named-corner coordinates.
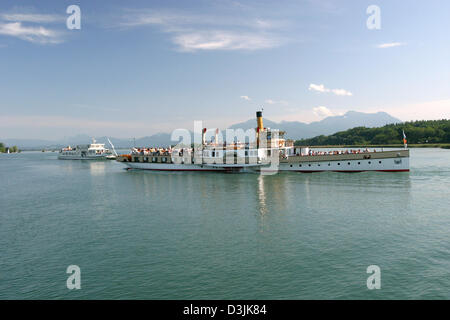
top-left (117, 111), bottom-right (409, 173)
top-left (58, 139), bottom-right (116, 160)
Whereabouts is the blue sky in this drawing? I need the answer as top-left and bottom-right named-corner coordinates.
top-left (0, 0), bottom-right (449, 139)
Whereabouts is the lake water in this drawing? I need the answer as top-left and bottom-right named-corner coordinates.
top-left (1, 148), bottom-right (449, 299)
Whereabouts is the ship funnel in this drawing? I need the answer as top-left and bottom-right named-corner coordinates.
top-left (256, 111), bottom-right (264, 131)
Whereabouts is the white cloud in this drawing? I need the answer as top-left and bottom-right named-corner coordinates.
top-left (309, 83), bottom-right (353, 96)
top-left (265, 99), bottom-right (288, 105)
top-left (173, 31), bottom-right (279, 51)
top-left (119, 10), bottom-right (279, 30)
top-left (313, 106), bottom-right (334, 118)
top-left (118, 10), bottom-right (285, 51)
top-left (0, 10), bottom-right (65, 44)
top-left (331, 88), bottom-right (353, 96)
top-left (308, 83), bottom-right (328, 93)
top-left (376, 42), bottom-right (406, 49)
top-left (0, 13), bottom-right (64, 24)
top-left (0, 22), bottom-right (62, 44)
top-left (240, 95), bottom-right (251, 101)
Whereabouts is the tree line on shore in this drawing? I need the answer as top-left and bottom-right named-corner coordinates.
top-left (0, 142), bottom-right (19, 153)
top-left (294, 119), bottom-right (450, 146)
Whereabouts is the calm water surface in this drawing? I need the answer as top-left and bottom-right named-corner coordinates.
top-left (1, 149), bottom-right (449, 299)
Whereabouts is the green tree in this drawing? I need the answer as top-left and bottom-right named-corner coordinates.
top-left (294, 119), bottom-right (450, 146)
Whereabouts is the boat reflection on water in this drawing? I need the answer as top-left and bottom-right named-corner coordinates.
top-left (257, 175), bottom-right (267, 217)
top-left (255, 174), bottom-right (290, 233)
top-left (60, 159), bottom-right (107, 176)
top-left (88, 161), bottom-right (107, 176)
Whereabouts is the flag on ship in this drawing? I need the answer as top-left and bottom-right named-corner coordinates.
top-left (402, 130), bottom-right (407, 148)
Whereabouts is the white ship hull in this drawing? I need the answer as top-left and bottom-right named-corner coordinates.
top-left (123, 162), bottom-right (227, 171)
top-left (58, 154), bottom-right (109, 160)
top-left (122, 155), bottom-right (409, 173)
top-left (276, 157), bottom-right (409, 172)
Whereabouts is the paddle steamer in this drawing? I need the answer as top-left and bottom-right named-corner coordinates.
top-left (116, 111), bottom-right (409, 173)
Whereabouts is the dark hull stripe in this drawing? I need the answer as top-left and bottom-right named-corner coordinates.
top-left (292, 169), bottom-right (410, 173)
top-left (126, 168), bottom-right (223, 172)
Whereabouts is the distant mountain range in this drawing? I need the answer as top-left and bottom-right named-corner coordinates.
top-left (3, 111), bottom-right (401, 149)
top-left (229, 111), bottom-right (400, 139)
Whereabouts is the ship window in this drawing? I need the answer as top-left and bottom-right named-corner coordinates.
top-left (290, 164), bottom-right (293, 167)
top-left (144, 157), bottom-right (149, 162)
top-left (162, 157), bottom-right (167, 163)
top-left (267, 150), bottom-right (271, 156)
top-left (358, 162), bottom-right (361, 165)
top-left (152, 157), bottom-right (157, 163)
top-left (328, 163), bottom-right (330, 166)
top-left (308, 164), bottom-right (311, 167)
top-left (318, 164), bottom-right (320, 166)
top-left (348, 162), bottom-right (350, 165)
top-left (245, 151), bottom-right (248, 156)
top-left (379, 161), bottom-right (382, 164)
top-left (337, 163), bottom-right (340, 165)
top-left (299, 164), bottom-right (302, 167)
top-left (212, 151), bottom-right (215, 157)
top-left (368, 161), bottom-right (371, 164)
top-left (134, 157), bottom-right (139, 162)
